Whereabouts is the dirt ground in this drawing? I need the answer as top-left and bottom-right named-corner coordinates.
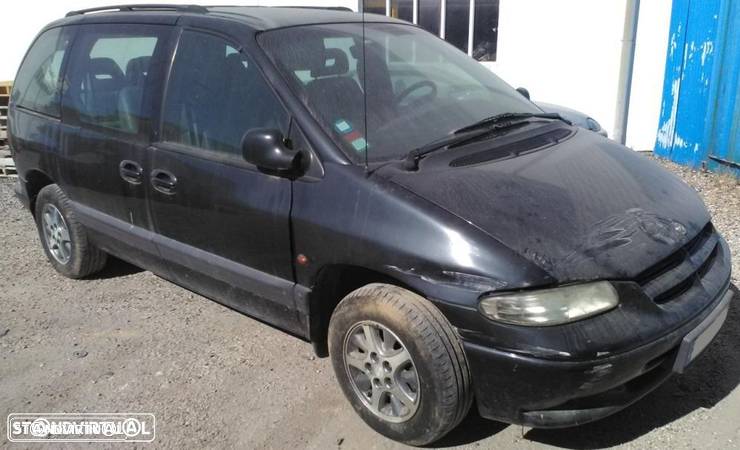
top-left (1, 155), bottom-right (739, 449)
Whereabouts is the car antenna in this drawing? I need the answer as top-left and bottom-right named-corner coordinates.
top-left (361, 1), bottom-right (369, 170)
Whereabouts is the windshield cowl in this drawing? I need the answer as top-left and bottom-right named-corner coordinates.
top-left (402, 115), bottom-right (571, 170)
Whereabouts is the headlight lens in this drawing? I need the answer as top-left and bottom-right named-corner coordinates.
top-left (478, 281), bottom-right (618, 326)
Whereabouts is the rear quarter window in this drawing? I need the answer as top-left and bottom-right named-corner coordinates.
top-left (12, 27), bottom-right (74, 117)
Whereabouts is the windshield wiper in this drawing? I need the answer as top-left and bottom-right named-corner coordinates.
top-left (403, 118), bottom-right (534, 170)
top-left (453, 112), bottom-right (571, 135)
top-left (402, 112), bottom-right (571, 171)
top-left (403, 127), bottom-right (494, 170)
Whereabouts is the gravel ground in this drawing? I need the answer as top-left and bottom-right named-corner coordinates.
top-left (648, 155), bottom-right (740, 286)
top-left (0, 155), bottom-right (738, 449)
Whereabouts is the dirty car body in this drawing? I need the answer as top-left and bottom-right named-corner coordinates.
top-left (9, 5), bottom-right (733, 433)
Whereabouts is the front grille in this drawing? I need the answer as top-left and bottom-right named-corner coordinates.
top-left (636, 223), bottom-right (720, 304)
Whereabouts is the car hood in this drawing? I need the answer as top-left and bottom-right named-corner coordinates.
top-left (377, 128), bottom-right (710, 282)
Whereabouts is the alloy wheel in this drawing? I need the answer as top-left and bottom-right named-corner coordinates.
top-left (41, 204), bottom-right (72, 264)
top-left (343, 321), bottom-right (420, 423)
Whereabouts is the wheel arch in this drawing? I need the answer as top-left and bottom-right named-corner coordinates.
top-left (23, 169), bottom-right (55, 216)
top-left (307, 264), bottom-right (417, 357)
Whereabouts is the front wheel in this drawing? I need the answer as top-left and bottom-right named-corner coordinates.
top-left (328, 283), bottom-right (472, 445)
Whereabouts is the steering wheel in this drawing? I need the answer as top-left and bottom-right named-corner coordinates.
top-left (396, 80), bottom-right (438, 107)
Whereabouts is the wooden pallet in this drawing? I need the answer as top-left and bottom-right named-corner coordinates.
top-left (0, 81), bottom-right (10, 147)
top-left (0, 143), bottom-right (14, 177)
top-left (0, 157), bottom-right (16, 177)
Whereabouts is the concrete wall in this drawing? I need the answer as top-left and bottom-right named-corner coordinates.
top-left (2, 0), bottom-right (670, 150)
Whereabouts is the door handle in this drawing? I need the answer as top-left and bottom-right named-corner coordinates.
top-left (119, 160), bottom-right (143, 185)
top-left (150, 169), bottom-right (178, 195)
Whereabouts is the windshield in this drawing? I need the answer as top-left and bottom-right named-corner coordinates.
top-left (258, 23), bottom-right (540, 162)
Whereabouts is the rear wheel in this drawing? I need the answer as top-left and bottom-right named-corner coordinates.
top-left (328, 283), bottom-right (472, 445)
top-left (34, 184), bottom-right (107, 278)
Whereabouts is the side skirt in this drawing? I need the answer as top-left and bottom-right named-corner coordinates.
top-left (72, 201), bottom-right (312, 338)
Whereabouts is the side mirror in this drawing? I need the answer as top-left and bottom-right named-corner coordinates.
top-left (242, 129), bottom-right (303, 175)
top-left (516, 87), bottom-right (531, 100)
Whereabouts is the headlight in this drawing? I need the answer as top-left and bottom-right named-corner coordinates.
top-left (478, 281), bottom-right (618, 326)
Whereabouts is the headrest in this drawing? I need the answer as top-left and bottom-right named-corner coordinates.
top-left (125, 56), bottom-right (151, 83)
top-left (87, 57), bottom-right (124, 80)
top-left (310, 48), bottom-right (349, 78)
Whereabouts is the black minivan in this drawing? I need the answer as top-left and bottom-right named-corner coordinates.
top-left (9, 5), bottom-right (733, 445)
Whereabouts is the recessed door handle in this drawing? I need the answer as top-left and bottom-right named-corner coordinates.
top-left (151, 169), bottom-right (177, 195)
top-left (119, 160), bottom-right (143, 185)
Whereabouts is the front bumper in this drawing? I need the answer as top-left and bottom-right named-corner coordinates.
top-left (464, 286), bottom-right (733, 428)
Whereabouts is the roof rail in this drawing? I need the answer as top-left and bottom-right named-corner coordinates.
top-left (65, 4), bottom-right (208, 17)
top-left (276, 6), bottom-right (354, 11)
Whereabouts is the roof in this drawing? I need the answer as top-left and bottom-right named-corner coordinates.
top-left (57, 4), bottom-right (407, 32)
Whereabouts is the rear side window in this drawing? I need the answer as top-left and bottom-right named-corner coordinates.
top-left (12, 27), bottom-right (73, 117)
top-left (64, 25), bottom-right (169, 134)
top-left (161, 31), bottom-right (288, 156)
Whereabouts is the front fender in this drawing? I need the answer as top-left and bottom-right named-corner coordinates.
top-left (291, 163), bottom-right (555, 309)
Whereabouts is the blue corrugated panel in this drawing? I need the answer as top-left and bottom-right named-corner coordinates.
top-left (705, 0), bottom-right (740, 174)
top-left (655, 0), bottom-right (739, 176)
top-left (655, 0), bottom-right (691, 159)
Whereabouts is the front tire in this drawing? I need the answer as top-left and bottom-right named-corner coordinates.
top-left (34, 184), bottom-right (107, 278)
top-left (328, 283), bottom-right (472, 446)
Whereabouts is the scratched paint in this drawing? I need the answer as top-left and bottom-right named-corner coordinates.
top-left (384, 265), bottom-right (508, 292)
top-left (578, 363), bottom-right (614, 391)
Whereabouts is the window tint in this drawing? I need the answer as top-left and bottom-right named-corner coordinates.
top-left (13, 27), bottom-right (73, 117)
top-left (65, 25), bottom-right (166, 134)
top-left (90, 37), bottom-right (158, 73)
top-left (162, 31), bottom-right (288, 156)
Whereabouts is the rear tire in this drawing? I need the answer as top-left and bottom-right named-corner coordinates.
top-left (328, 283), bottom-right (472, 446)
top-left (34, 184), bottom-right (107, 278)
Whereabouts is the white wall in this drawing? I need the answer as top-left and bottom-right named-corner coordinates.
top-left (1, 0), bottom-right (669, 150)
top-left (487, 0), bottom-right (671, 150)
top-left (630, 0), bottom-right (672, 150)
